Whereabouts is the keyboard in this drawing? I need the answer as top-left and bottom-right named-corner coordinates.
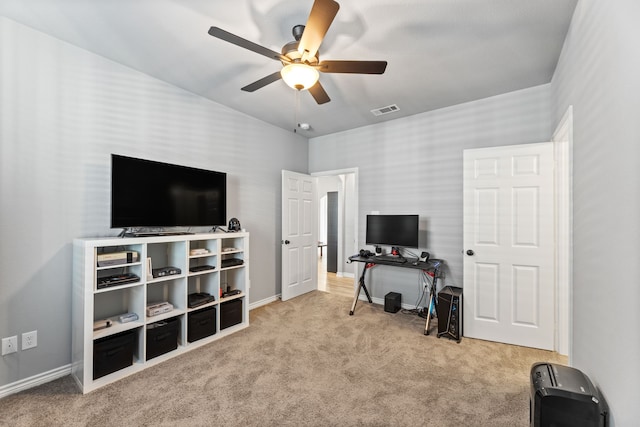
top-left (374, 255), bottom-right (407, 264)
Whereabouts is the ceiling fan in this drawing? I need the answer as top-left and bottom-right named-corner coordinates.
top-left (208, 0), bottom-right (387, 104)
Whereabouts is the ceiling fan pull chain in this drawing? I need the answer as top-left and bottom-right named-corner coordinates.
top-left (294, 90), bottom-right (300, 133)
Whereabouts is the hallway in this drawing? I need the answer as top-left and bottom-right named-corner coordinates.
top-left (318, 252), bottom-right (354, 299)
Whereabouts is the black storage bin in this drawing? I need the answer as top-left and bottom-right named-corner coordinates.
top-left (146, 317), bottom-right (179, 360)
top-left (188, 306), bottom-right (217, 342)
top-left (93, 330), bottom-right (136, 380)
top-left (220, 299), bottom-right (243, 330)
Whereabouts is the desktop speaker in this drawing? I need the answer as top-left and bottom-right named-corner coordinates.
top-left (436, 286), bottom-right (462, 342)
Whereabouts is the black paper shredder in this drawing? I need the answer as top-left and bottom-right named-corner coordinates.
top-left (530, 363), bottom-right (607, 427)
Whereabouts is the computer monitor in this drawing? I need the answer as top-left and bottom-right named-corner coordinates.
top-left (365, 214), bottom-right (419, 248)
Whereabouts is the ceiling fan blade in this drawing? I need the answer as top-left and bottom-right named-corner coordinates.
top-left (241, 71), bottom-right (283, 92)
top-left (318, 60), bottom-right (388, 74)
top-left (298, 0), bottom-right (340, 63)
top-left (308, 81), bottom-right (331, 104)
top-left (208, 27), bottom-right (290, 62)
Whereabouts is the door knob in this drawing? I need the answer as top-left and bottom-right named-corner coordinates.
top-left (282, 240), bottom-right (290, 245)
top-left (466, 249), bottom-right (474, 256)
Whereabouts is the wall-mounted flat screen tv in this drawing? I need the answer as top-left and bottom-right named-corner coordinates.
top-left (111, 154), bottom-right (227, 228)
top-left (365, 214), bottom-right (419, 248)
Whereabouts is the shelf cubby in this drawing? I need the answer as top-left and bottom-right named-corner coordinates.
top-left (147, 240), bottom-right (187, 278)
top-left (146, 277), bottom-right (186, 318)
top-left (187, 273), bottom-right (219, 312)
top-left (221, 265), bottom-right (246, 294)
top-left (93, 285), bottom-right (144, 340)
top-left (220, 236), bottom-right (245, 253)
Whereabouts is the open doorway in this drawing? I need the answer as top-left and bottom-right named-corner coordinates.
top-left (313, 169), bottom-right (358, 298)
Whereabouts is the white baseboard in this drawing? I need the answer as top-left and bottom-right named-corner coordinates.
top-left (249, 295), bottom-right (279, 310)
top-left (336, 272), bottom-right (355, 279)
top-left (0, 364), bottom-right (71, 399)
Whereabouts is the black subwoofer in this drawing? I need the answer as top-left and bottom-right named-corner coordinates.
top-left (384, 292), bottom-right (401, 313)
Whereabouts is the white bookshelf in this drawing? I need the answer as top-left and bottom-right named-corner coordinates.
top-left (72, 232), bottom-right (249, 394)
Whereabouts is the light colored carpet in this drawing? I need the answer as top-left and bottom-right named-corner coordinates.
top-left (1, 291), bottom-right (565, 426)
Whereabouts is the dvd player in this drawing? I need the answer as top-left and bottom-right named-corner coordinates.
top-left (221, 258), bottom-right (244, 268)
top-left (97, 273), bottom-right (140, 289)
top-left (189, 265), bottom-right (215, 273)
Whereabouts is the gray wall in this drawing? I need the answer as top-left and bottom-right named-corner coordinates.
top-left (0, 18), bottom-right (307, 386)
top-left (551, 0), bottom-right (640, 425)
top-left (342, 173), bottom-right (357, 275)
top-left (309, 84), bottom-right (552, 302)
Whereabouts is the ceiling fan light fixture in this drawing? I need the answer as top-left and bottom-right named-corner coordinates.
top-left (280, 63), bottom-right (319, 91)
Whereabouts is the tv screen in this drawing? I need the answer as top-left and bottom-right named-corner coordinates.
top-left (366, 215), bottom-right (419, 248)
top-left (111, 155), bottom-right (227, 228)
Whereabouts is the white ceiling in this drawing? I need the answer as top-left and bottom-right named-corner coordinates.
top-left (1, 0), bottom-right (577, 137)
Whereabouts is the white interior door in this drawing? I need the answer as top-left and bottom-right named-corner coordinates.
top-left (463, 143), bottom-right (555, 350)
top-left (281, 170), bottom-right (318, 301)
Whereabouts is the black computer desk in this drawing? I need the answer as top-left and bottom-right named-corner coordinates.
top-left (347, 255), bottom-right (444, 335)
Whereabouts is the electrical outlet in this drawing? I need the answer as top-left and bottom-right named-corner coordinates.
top-left (22, 330), bottom-right (37, 350)
top-left (2, 336), bottom-right (18, 356)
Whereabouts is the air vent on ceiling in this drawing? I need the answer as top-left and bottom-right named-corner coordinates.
top-left (371, 104), bottom-right (400, 117)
